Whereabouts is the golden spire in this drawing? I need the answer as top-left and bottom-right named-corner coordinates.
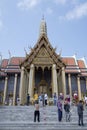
top-left (39, 16), bottom-right (47, 37)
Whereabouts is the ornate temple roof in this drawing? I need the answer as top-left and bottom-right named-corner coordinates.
top-left (62, 57), bottom-right (80, 73)
top-left (62, 57), bottom-right (76, 65)
top-left (1, 59), bottom-right (9, 68)
top-left (77, 58), bottom-right (87, 76)
top-left (9, 57), bottom-right (25, 65)
top-left (0, 19), bottom-right (87, 77)
top-left (0, 56), bottom-right (87, 76)
top-left (20, 18), bottom-right (65, 69)
top-left (0, 57), bottom-right (25, 74)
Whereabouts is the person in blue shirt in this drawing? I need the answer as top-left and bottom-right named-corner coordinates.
top-left (53, 92), bottom-right (57, 106)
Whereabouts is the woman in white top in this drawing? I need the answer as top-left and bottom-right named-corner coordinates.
top-left (44, 93), bottom-right (48, 105)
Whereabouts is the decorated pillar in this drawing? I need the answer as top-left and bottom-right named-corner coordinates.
top-left (86, 78), bottom-right (87, 91)
top-left (77, 76), bottom-right (81, 100)
top-left (68, 73), bottom-right (72, 101)
top-left (3, 77), bottom-right (8, 104)
top-left (28, 64), bottom-right (34, 99)
top-left (52, 64), bottom-right (58, 96)
top-left (19, 66), bottom-right (24, 105)
top-left (13, 74), bottom-right (18, 105)
top-left (24, 71), bottom-right (28, 103)
top-left (61, 67), bottom-right (66, 99)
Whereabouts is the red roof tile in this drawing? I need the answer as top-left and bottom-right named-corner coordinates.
top-left (1, 59), bottom-right (9, 68)
top-left (77, 60), bottom-right (86, 68)
top-left (10, 57), bottom-right (25, 65)
top-left (62, 57), bottom-right (76, 65)
top-left (62, 57), bottom-right (81, 73)
top-left (77, 60), bottom-right (87, 75)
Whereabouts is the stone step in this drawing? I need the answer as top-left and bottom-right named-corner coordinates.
top-left (0, 122), bottom-right (87, 130)
top-left (0, 105), bottom-right (87, 130)
top-left (0, 106), bottom-right (87, 122)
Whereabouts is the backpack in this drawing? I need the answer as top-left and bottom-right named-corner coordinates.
top-left (64, 104), bottom-right (70, 112)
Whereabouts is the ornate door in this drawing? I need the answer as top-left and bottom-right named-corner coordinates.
top-left (39, 85), bottom-right (47, 94)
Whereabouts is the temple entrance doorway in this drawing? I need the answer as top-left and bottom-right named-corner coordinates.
top-left (38, 78), bottom-right (48, 94)
top-left (35, 67), bottom-right (52, 97)
top-left (39, 85), bottom-right (47, 94)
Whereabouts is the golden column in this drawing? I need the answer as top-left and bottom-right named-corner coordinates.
top-left (28, 64), bottom-right (34, 99)
top-left (3, 77), bottom-right (8, 104)
top-left (13, 74), bottom-right (18, 105)
top-left (77, 76), bottom-right (81, 100)
top-left (61, 67), bottom-right (66, 99)
top-left (68, 74), bottom-right (72, 101)
top-left (19, 66), bottom-right (24, 105)
top-left (52, 64), bottom-right (58, 96)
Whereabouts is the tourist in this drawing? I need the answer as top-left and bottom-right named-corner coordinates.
top-left (27, 93), bottom-right (30, 105)
top-left (38, 93), bottom-right (43, 106)
top-left (41, 92), bottom-right (45, 107)
top-left (34, 100), bottom-right (40, 122)
top-left (59, 93), bottom-right (64, 100)
top-left (57, 98), bottom-right (63, 122)
top-left (84, 95), bottom-right (87, 106)
top-left (64, 98), bottom-right (71, 122)
top-left (44, 93), bottom-right (48, 105)
top-left (67, 95), bottom-right (70, 103)
top-left (73, 91), bottom-right (78, 104)
top-left (34, 92), bottom-right (38, 104)
top-left (77, 100), bottom-right (84, 126)
top-left (53, 92), bottom-right (57, 106)
top-left (17, 96), bottom-right (20, 105)
top-left (9, 98), bottom-right (12, 106)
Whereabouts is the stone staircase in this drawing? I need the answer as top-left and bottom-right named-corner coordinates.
top-left (0, 105), bottom-right (87, 130)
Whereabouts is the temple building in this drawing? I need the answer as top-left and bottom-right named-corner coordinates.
top-left (0, 18), bottom-right (87, 105)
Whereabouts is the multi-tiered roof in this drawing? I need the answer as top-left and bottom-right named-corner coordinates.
top-left (0, 18), bottom-right (87, 77)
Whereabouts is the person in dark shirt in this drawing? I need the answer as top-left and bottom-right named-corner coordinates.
top-left (64, 99), bottom-right (70, 122)
top-left (27, 93), bottom-right (30, 105)
top-left (77, 100), bottom-right (84, 126)
top-left (41, 92), bottom-right (45, 107)
top-left (57, 98), bottom-right (63, 122)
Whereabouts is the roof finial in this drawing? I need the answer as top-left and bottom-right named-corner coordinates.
top-left (8, 50), bottom-right (11, 65)
top-left (39, 16), bottom-right (47, 37)
top-left (42, 14), bottom-right (44, 20)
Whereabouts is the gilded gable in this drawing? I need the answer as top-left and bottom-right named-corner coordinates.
top-left (33, 46), bottom-right (53, 65)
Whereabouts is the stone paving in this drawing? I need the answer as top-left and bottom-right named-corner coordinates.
top-left (0, 105), bottom-right (87, 130)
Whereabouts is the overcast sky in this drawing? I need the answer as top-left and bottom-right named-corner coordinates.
top-left (0, 0), bottom-right (87, 61)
